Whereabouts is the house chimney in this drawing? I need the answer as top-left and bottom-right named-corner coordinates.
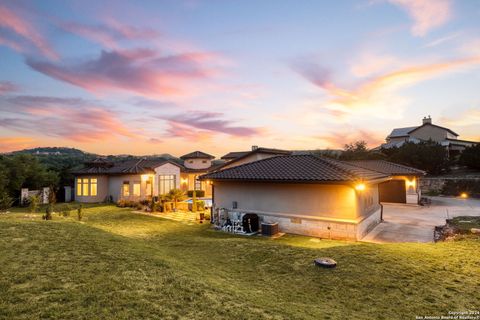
top-left (422, 116), bottom-right (432, 125)
top-left (251, 145), bottom-right (258, 151)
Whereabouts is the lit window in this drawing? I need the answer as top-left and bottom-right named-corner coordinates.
top-left (122, 181), bottom-right (130, 196)
top-left (76, 179), bottom-right (82, 196)
top-left (90, 178), bottom-right (97, 196)
top-left (133, 182), bottom-right (141, 196)
top-left (82, 178), bottom-right (89, 196)
top-left (146, 179), bottom-right (152, 196)
top-left (159, 175), bottom-right (176, 195)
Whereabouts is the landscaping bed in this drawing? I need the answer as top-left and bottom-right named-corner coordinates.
top-left (434, 216), bottom-right (480, 241)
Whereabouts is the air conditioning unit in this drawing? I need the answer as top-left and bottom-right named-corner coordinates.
top-left (261, 222), bottom-right (279, 236)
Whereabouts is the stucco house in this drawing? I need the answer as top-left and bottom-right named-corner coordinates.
top-left (376, 116), bottom-right (477, 157)
top-left (219, 146), bottom-right (291, 170)
top-left (72, 151), bottom-right (216, 203)
top-left (201, 154), bottom-right (393, 240)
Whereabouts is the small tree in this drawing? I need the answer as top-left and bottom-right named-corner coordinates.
top-left (460, 144), bottom-right (480, 170)
top-left (77, 205), bottom-right (83, 221)
top-left (48, 186), bottom-right (57, 205)
top-left (28, 195), bottom-right (40, 213)
top-left (166, 189), bottom-right (186, 210)
top-left (339, 141), bottom-right (383, 160)
top-left (0, 191), bottom-right (13, 212)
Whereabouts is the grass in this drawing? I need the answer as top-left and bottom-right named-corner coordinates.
top-left (1, 204), bottom-right (479, 319)
top-left (449, 216), bottom-right (480, 233)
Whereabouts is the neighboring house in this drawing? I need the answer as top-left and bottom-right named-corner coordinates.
top-left (346, 160), bottom-right (425, 204)
top-left (201, 155), bottom-right (392, 240)
top-left (219, 146), bottom-right (292, 170)
top-left (376, 116), bottom-right (477, 157)
top-left (72, 151), bottom-right (216, 203)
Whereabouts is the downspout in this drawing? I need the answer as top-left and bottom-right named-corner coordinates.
top-left (380, 203), bottom-right (384, 222)
top-left (211, 183), bottom-right (215, 224)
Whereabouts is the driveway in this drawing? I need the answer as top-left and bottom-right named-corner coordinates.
top-left (362, 197), bottom-right (480, 243)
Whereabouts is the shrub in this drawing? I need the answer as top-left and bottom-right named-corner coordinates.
top-left (196, 200), bottom-right (205, 211)
top-left (117, 200), bottom-right (140, 208)
top-left (442, 179), bottom-right (480, 198)
top-left (28, 195), bottom-right (40, 213)
top-left (77, 205), bottom-right (83, 221)
top-left (165, 189), bottom-right (187, 210)
top-left (0, 192), bottom-right (13, 212)
top-left (61, 205), bottom-right (71, 217)
top-left (460, 144), bottom-right (480, 170)
top-left (43, 204), bottom-right (53, 220)
top-left (187, 190), bottom-right (205, 197)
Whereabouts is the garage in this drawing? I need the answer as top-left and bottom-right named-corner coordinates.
top-left (378, 180), bottom-right (406, 203)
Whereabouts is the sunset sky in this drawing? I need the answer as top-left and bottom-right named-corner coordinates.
top-left (0, 0), bottom-right (479, 157)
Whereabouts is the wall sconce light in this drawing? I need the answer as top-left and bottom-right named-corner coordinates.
top-left (460, 192), bottom-right (468, 199)
top-left (355, 183), bottom-right (366, 191)
top-left (181, 178), bottom-right (188, 184)
top-left (141, 174), bottom-right (152, 182)
top-left (406, 179), bottom-right (416, 188)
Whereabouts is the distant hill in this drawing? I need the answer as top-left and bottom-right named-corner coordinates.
top-left (10, 147), bottom-right (95, 157)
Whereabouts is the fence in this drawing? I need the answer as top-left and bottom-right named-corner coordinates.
top-left (20, 187), bottom-right (50, 205)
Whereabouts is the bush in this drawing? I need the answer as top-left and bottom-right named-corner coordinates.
top-left (187, 190), bottom-right (205, 197)
top-left (28, 195), bottom-right (40, 213)
top-left (460, 144), bottom-right (480, 170)
top-left (117, 200), bottom-right (139, 208)
top-left (442, 180), bottom-right (480, 198)
top-left (0, 192), bottom-right (13, 212)
top-left (43, 204), bottom-right (53, 220)
top-left (196, 200), bottom-right (205, 211)
top-left (77, 205), bottom-right (83, 221)
top-left (61, 205), bottom-right (71, 217)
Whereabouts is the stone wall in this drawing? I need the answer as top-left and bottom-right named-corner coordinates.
top-left (420, 177), bottom-right (480, 193)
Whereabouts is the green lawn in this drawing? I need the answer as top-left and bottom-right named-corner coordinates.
top-left (1, 205), bottom-right (479, 320)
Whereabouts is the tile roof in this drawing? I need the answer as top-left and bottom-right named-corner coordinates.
top-left (220, 151), bottom-right (250, 160)
top-left (201, 155), bottom-right (388, 183)
top-left (346, 160), bottom-right (425, 176)
top-left (180, 151), bottom-right (215, 159)
top-left (73, 158), bottom-right (182, 175)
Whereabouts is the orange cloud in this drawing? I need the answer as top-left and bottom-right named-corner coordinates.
top-left (388, 0), bottom-right (452, 36)
top-left (0, 137), bottom-right (37, 152)
top-left (0, 4), bottom-right (58, 59)
top-left (317, 129), bottom-right (384, 149)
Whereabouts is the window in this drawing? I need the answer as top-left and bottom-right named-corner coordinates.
top-left (76, 179), bottom-right (82, 196)
top-left (189, 160), bottom-right (193, 164)
top-left (159, 175), bottom-right (176, 195)
top-left (82, 178), bottom-right (89, 196)
top-left (133, 182), bottom-right (141, 197)
top-left (146, 179), bottom-right (152, 196)
top-left (194, 175), bottom-right (202, 190)
top-left (202, 160), bottom-right (207, 163)
top-left (122, 181), bottom-right (130, 196)
top-left (90, 178), bottom-right (97, 196)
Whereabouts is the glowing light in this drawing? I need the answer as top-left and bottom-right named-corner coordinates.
top-left (460, 192), bottom-right (468, 199)
top-left (181, 178), bottom-right (188, 184)
top-left (355, 183), bottom-right (366, 191)
top-left (406, 179), bottom-right (416, 188)
top-left (141, 174), bottom-right (152, 182)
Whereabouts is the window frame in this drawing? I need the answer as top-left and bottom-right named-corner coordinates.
top-left (159, 175), bottom-right (176, 195)
top-left (122, 181), bottom-right (130, 197)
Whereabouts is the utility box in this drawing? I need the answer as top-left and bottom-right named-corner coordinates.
top-left (261, 222), bottom-right (279, 236)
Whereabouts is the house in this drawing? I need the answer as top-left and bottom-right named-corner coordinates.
top-left (377, 116), bottom-right (477, 157)
top-left (72, 151), bottom-right (216, 203)
top-left (201, 154), bottom-right (392, 240)
top-left (219, 146), bottom-right (292, 170)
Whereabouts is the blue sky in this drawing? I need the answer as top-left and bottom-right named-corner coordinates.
top-left (0, 0), bottom-right (479, 156)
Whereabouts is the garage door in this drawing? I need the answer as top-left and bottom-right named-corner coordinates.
top-left (379, 180), bottom-right (406, 203)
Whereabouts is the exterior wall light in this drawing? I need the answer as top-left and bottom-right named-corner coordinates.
top-left (181, 178), bottom-right (188, 184)
top-left (460, 192), bottom-right (468, 199)
top-left (406, 179), bottom-right (416, 188)
top-left (141, 174), bottom-right (152, 182)
top-left (355, 183), bottom-right (366, 191)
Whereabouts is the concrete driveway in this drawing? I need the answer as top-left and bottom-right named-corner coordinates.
top-left (362, 197), bottom-right (480, 243)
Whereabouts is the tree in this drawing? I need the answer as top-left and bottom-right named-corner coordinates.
top-left (339, 141), bottom-right (384, 160)
top-left (384, 140), bottom-right (450, 175)
top-left (165, 189), bottom-right (186, 210)
top-left (459, 144), bottom-right (480, 170)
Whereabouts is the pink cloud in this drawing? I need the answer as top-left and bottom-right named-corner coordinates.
top-left (0, 81), bottom-right (18, 94)
top-left (388, 0), bottom-right (452, 37)
top-left (0, 4), bottom-right (58, 59)
top-left (59, 19), bottom-right (161, 49)
top-left (1, 96), bottom-right (138, 142)
top-left (160, 111), bottom-right (262, 138)
top-left (26, 49), bottom-right (218, 98)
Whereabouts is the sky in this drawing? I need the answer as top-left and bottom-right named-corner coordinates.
top-left (0, 0), bottom-right (479, 157)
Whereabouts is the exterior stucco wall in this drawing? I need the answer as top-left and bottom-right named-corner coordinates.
top-left (387, 137), bottom-right (408, 144)
top-left (154, 163), bottom-right (181, 196)
top-left (183, 158), bottom-right (212, 170)
top-left (214, 182), bottom-right (362, 220)
top-left (220, 153), bottom-right (280, 170)
top-left (108, 174), bottom-right (144, 202)
top-left (410, 125), bottom-right (448, 142)
top-left (74, 175), bottom-right (109, 203)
